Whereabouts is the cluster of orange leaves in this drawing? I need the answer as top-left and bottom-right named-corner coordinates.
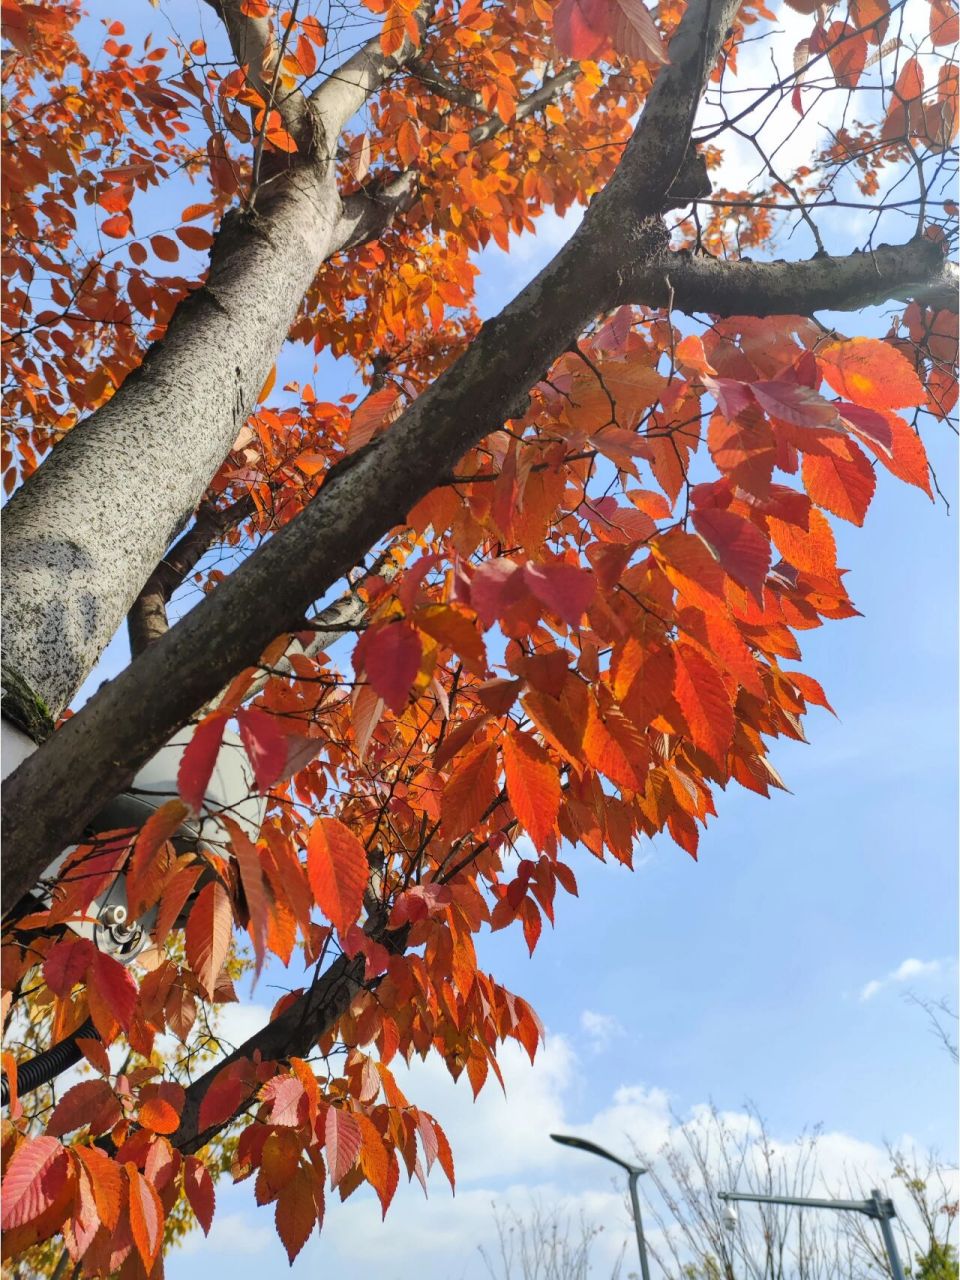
top-left (2, 0), bottom-right (959, 1273)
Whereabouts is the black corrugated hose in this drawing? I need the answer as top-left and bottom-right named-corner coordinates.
top-left (1, 1017), bottom-right (100, 1105)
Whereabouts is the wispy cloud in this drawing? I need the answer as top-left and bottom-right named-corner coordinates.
top-left (579, 1009), bottom-right (625, 1053)
top-left (860, 958), bottom-right (942, 1002)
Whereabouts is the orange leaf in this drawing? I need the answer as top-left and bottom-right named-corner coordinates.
top-left (150, 234), bottom-right (179, 262)
top-left (819, 337), bottom-right (926, 410)
top-left (673, 644), bottom-right (734, 767)
top-left (222, 815), bottom-right (269, 974)
top-left (502, 732), bottom-right (560, 852)
top-left (275, 1166), bottom-right (318, 1263)
top-left (802, 440), bottom-right (876, 525)
top-left (345, 384), bottom-right (402, 453)
top-left (441, 740), bottom-right (500, 838)
top-left (185, 880), bottom-right (233, 999)
top-left (307, 817), bottom-right (368, 935)
top-left (127, 1164), bottom-right (164, 1269)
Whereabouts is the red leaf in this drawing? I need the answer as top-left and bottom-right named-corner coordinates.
top-left (43, 938), bottom-right (95, 997)
top-left (553, 0), bottom-right (608, 58)
top-left (185, 880), bottom-right (233, 999)
top-left (837, 402), bottom-right (894, 456)
top-left (237, 706), bottom-right (288, 793)
top-left (184, 1156), bottom-right (216, 1235)
top-left (47, 1081), bottom-right (119, 1137)
top-left (198, 1064), bottom-right (254, 1132)
top-left (751, 380), bottom-right (838, 427)
top-left (325, 1107), bottom-right (362, 1188)
top-left (692, 507), bottom-right (771, 602)
top-left (307, 818), bottom-right (368, 935)
top-left (88, 950), bottom-right (139, 1035)
top-left (523, 561), bottom-right (595, 626)
top-left (1, 1138), bottom-right (68, 1229)
top-left (673, 644), bottom-right (734, 767)
top-left (802, 441), bottom-right (876, 525)
top-left (502, 732), bottom-right (561, 853)
top-left (356, 622), bottom-right (422, 714)
top-left (177, 713), bottom-right (228, 813)
top-left (261, 1076), bottom-right (306, 1126)
top-left (469, 558), bottom-right (526, 626)
top-left (611, 0), bottom-right (668, 62)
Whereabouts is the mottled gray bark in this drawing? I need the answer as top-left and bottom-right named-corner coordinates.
top-left (1, 166), bottom-right (341, 725)
top-left (0, 1), bottom-right (431, 732)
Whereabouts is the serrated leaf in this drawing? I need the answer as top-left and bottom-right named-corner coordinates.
top-left (127, 1164), bottom-right (164, 1268)
top-left (692, 507), bottom-right (771, 602)
top-left (502, 732), bottom-right (560, 852)
top-left (222, 814), bottom-right (268, 975)
top-left (441, 740), bottom-right (500, 839)
top-left (307, 818), bottom-right (368, 935)
top-left (325, 1107), bottom-right (362, 1188)
top-left (185, 880), bottom-right (233, 999)
top-left (356, 621), bottom-right (422, 713)
top-left (236, 706), bottom-right (287, 793)
top-left (1, 1138), bottom-right (68, 1228)
top-left (819, 337), bottom-right (925, 410)
top-left (46, 1081), bottom-right (119, 1137)
top-left (184, 1156), bottom-right (215, 1235)
top-left (802, 440), bottom-right (876, 525)
top-left (177, 713), bottom-right (228, 813)
top-left (673, 644), bottom-right (734, 767)
top-left (275, 1166), bottom-right (317, 1263)
top-left (523, 560), bottom-right (595, 626)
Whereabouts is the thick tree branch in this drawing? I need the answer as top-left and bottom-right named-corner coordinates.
top-left (4, 0), bottom-right (952, 909)
top-left (127, 495), bottom-right (255, 656)
top-left (173, 951), bottom-right (366, 1154)
top-left (331, 171), bottom-right (421, 254)
top-left (622, 239), bottom-right (959, 316)
top-left (217, 0), bottom-right (310, 143)
top-left (310, 2), bottom-right (436, 138)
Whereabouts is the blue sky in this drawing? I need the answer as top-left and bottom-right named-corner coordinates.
top-left (49, 1), bottom-right (959, 1275)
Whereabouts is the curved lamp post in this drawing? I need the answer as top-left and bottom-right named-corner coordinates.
top-left (550, 1133), bottom-right (652, 1280)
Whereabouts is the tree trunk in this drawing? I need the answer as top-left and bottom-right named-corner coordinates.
top-left (1, 164), bottom-right (340, 727)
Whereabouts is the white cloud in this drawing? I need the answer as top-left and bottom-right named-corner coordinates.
top-left (859, 958), bottom-right (942, 1002)
top-left (580, 1009), bottom-right (625, 1053)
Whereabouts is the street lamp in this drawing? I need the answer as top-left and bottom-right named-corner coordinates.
top-left (550, 1133), bottom-right (653, 1280)
top-left (716, 1187), bottom-right (908, 1280)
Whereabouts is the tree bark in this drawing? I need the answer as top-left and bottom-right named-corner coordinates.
top-left (1, 165), bottom-right (341, 725)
